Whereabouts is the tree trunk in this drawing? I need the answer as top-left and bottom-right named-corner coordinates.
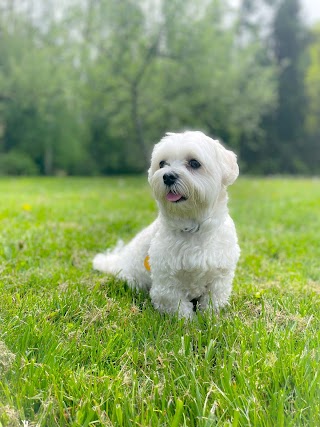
top-left (131, 83), bottom-right (149, 166)
top-left (44, 142), bottom-right (53, 175)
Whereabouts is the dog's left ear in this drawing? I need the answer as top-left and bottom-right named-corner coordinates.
top-left (217, 144), bottom-right (239, 186)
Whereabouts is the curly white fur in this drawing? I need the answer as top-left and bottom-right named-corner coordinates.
top-left (93, 131), bottom-right (240, 319)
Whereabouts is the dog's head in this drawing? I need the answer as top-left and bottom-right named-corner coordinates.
top-left (148, 131), bottom-right (238, 218)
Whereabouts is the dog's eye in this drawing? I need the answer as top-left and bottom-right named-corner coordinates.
top-left (188, 159), bottom-right (201, 169)
top-left (159, 160), bottom-right (166, 169)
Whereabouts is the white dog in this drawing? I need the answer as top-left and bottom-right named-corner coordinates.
top-left (93, 131), bottom-right (240, 319)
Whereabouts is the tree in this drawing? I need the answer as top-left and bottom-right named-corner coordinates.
top-left (246, 0), bottom-right (310, 174)
top-left (0, 0), bottom-right (278, 175)
top-left (236, 0), bottom-right (317, 174)
top-left (305, 24), bottom-right (320, 173)
top-left (79, 0), bottom-right (277, 173)
top-left (271, 0), bottom-right (308, 173)
top-left (0, 10), bottom-right (87, 175)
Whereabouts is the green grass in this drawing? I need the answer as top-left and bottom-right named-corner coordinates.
top-left (0, 177), bottom-right (319, 427)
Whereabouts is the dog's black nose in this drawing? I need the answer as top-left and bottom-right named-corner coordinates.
top-left (163, 173), bottom-right (178, 186)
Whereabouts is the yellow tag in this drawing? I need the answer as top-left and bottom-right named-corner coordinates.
top-left (144, 255), bottom-right (151, 272)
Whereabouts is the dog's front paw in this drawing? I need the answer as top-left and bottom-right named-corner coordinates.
top-left (177, 301), bottom-right (195, 320)
top-left (150, 289), bottom-right (194, 319)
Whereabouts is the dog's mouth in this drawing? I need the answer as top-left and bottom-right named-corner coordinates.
top-left (166, 191), bottom-right (187, 203)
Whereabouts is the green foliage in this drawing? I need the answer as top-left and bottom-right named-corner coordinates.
top-left (0, 151), bottom-right (39, 175)
top-left (0, 15), bottom-right (87, 175)
top-left (271, 0), bottom-right (308, 171)
top-left (0, 0), bottom-right (279, 175)
top-left (304, 23), bottom-right (320, 173)
top-left (0, 0), bottom-right (317, 175)
top-left (306, 24), bottom-right (320, 133)
top-left (237, 0), bottom-right (312, 174)
top-left (0, 177), bottom-right (319, 426)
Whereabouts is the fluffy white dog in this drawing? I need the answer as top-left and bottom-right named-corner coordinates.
top-left (93, 131), bottom-right (240, 319)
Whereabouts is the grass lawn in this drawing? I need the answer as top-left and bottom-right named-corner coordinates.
top-left (0, 177), bottom-right (319, 427)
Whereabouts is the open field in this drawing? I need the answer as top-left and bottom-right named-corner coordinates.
top-left (0, 177), bottom-right (319, 426)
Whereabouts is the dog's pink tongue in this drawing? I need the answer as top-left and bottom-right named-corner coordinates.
top-left (166, 192), bottom-right (182, 202)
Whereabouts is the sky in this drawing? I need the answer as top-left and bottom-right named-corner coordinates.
top-left (303, 0), bottom-right (320, 23)
top-left (229, 0), bottom-right (320, 24)
top-left (30, 0), bottom-right (320, 26)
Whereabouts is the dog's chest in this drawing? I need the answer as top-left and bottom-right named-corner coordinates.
top-left (149, 219), bottom-right (238, 275)
top-left (152, 231), bottom-right (220, 274)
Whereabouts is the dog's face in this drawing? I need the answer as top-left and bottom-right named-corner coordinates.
top-left (148, 131), bottom-right (238, 218)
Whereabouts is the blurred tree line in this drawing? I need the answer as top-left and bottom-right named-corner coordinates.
top-left (0, 0), bottom-right (318, 175)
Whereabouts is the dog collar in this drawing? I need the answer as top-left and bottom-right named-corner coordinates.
top-left (180, 215), bottom-right (215, 233)
top-left (181, 223), bottom-right (200, 233)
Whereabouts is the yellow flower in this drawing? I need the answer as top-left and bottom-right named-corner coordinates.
top-left (254, 290), bottom-right (265, 299)
top-left (22, 203), bottom-right (32, 211)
